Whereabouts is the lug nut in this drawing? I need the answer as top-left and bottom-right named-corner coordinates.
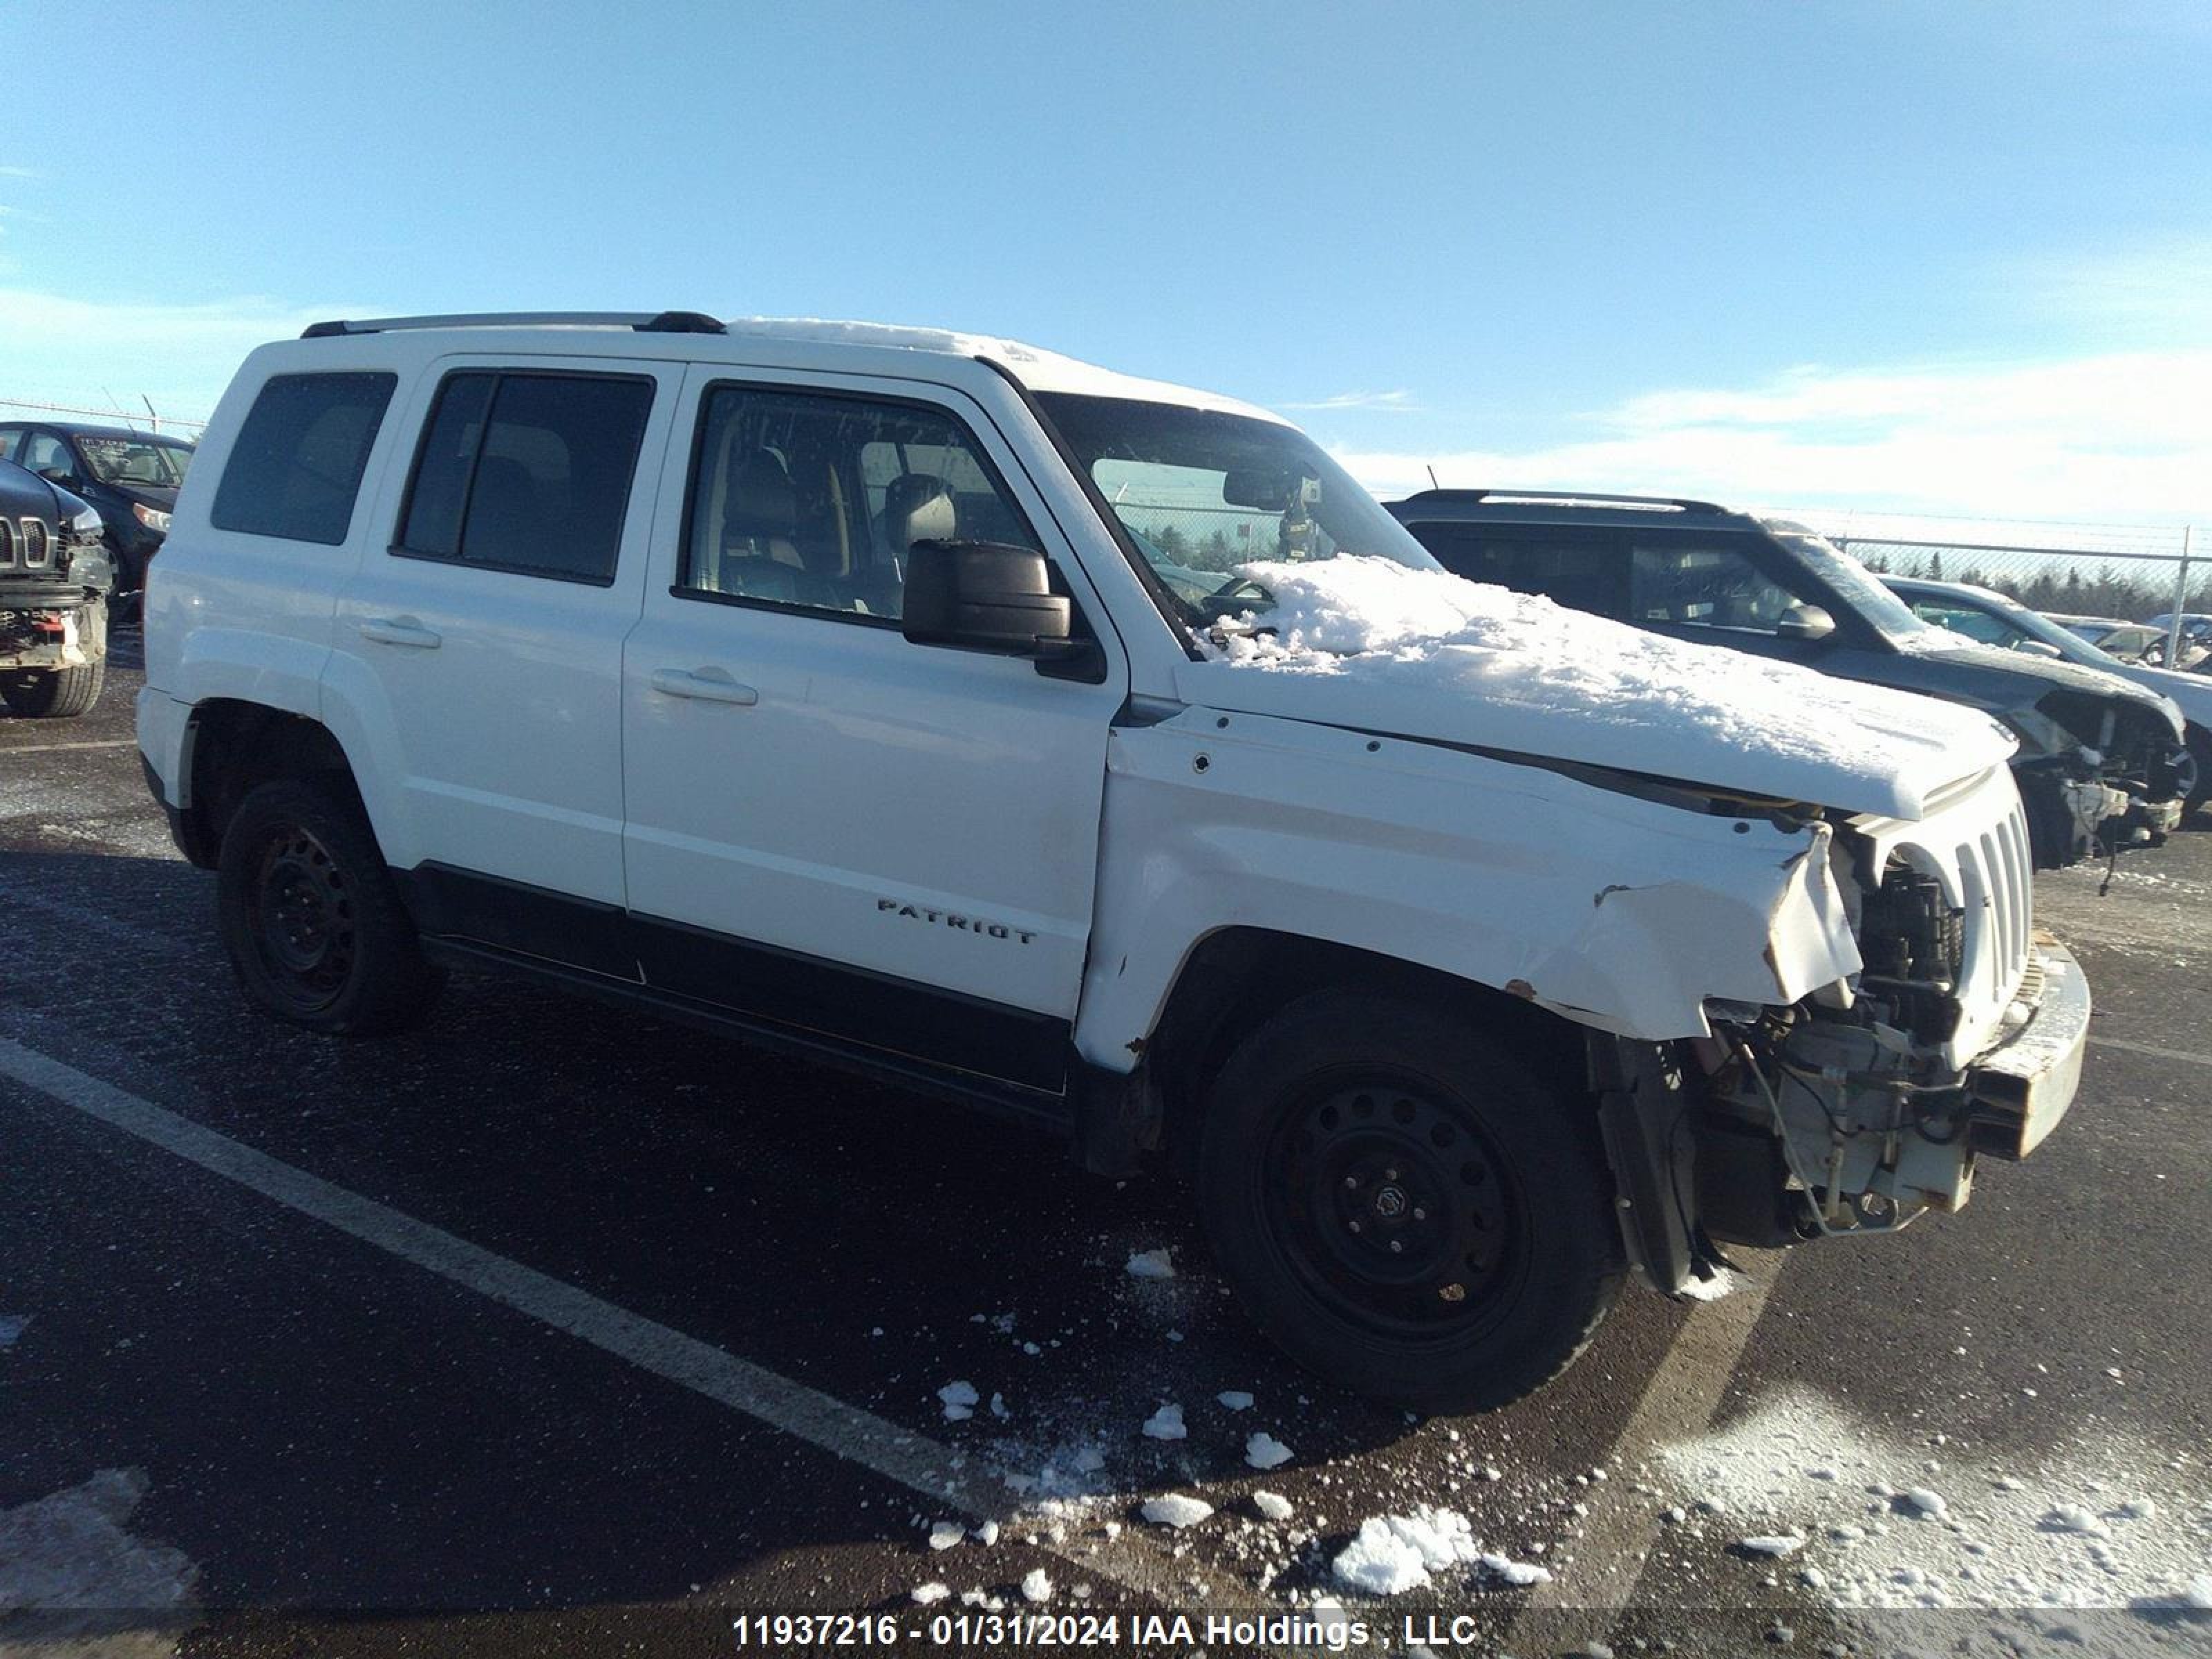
top-left (1389, 1239), bottom-right (1404, 1254)
top-left (1348, 1219), bottom-right (1362, 1233)
top-left (1412, 1208), bottom-right (1427, 1221)
top-left (1344, 1175), bottom-right (1358, 1189)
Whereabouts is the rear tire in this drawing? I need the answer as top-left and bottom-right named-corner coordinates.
top-left (1, 600), bottom-right (106, 718)
top-left (1197, 987), bottom-right (1624, 1413)
top-left (216, 777), bottom-right (443, 1035)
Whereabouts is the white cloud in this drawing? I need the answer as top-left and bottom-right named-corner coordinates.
top-left (0, 288), bottom-right (375, 419)
top-left (1336, 350), bottom-right (2212, 524)
top-left (1283, 388), bottom-right (1418, 413)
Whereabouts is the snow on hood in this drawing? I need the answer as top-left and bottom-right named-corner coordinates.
top-left (1187, 559), bottom-right (2016, 821)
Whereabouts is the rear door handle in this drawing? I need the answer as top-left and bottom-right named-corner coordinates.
top-left (359, 616), bottom-right (442, 650)
top-left (650, 667), bottom-right (759, 706)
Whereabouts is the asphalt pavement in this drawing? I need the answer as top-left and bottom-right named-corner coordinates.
top-left (4, 635), bottom-right (2209, 1659)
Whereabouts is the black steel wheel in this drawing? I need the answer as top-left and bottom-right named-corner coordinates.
top-left (216, 776), bottom-right (442, 1035)
top-left (1199, 987), bottom-right (1624, 1412)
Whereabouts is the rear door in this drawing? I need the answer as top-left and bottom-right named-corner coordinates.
top-left (324, 357), bottom-right (677, 966)
top-left (618, 365), bottom-right (1125, 1089)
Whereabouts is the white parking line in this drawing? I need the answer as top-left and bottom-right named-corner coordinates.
top-left (2087, 1034), bottom-right (2212, 1069)
top-left (0, 1038), bottom-right (1190, 1604)
top-left (0, 739), bottom-right (139, 754)
top-left (1508, 1268), bottom-right (1777, 1641)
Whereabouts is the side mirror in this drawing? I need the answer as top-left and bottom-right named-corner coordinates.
top-left (36, 467), bottom-right (81, 489)
top-left (903, 540), bottom-right (1092, 668)
top-left (1775, 602), bottom-right (1837, 642)
top-left (2014, 638), bottom-right (2063, 659)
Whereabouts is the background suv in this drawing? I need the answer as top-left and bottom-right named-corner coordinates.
top-left (0, 419), bottom-right (196, 606)
top-left (1888, 576), bottom-right (2210, 818)
top-left (1385, 489), bottom-right (2191, 870)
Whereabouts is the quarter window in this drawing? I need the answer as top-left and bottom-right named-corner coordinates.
top-left (680, 385), bottom-right (1039, 620)
top-left (211, 373), bottom-right (397, 545)
top-left (396, 371), bottom-right (655, 583)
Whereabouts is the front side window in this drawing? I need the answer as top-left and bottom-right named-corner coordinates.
top-left (211, 373), bottom-right (397, 545)
top-left (1630, 541), bottom-right (1823, 636)
top-left (1033, 393), bottom-right (1438, 628)
top-left (1902, 599), bottom-right (2024, 648)
top-left (396, 371), bottom-right (655, 583)
top-left (679, 384), bottom-right (1039, 619)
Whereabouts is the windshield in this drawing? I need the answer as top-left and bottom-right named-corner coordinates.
top-left (76, 435), bottom-right (194, 489)
top-left (1761, 522), bottom-right (1934, 641)
top-left (1034, 392), bottom-right (1438, 627)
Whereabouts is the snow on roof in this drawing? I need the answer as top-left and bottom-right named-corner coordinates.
top-left (1201, 557), bottom-right (2015, 818)
top-left (720, 317), bottom-right (1286, 422)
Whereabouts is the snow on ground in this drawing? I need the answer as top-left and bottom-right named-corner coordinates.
top-left (937, 1379), bottom-right (979, 1421)
top-left (1140, 1494), bottom-right (1213, 1528)
top-left (0, 1468), bottom-right (197, 1659)
top-left (1245, 1432), bottom-right (1294, 1470)
top-left (1201, 556), bottom-right (2012, 816)
top-left (1123, 1247), bottom-right (1175, 1281)
top-left (1140, 1403), bottom-right (1186, 1441)
top-left (1677, 1268), bottom-right (1737, 1303)
top-left (1658, 1384), bottom-right (2212, 1647)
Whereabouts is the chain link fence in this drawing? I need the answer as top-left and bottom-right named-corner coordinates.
top-left (1777, 508), bottom-right (2206, 663)
top-left (0, 395), bottom-right (210, 435)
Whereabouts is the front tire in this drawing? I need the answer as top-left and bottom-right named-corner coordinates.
top-left (216, 777), bottom-right (443, 1035)
top-left (1198, 988), bottom-right (1624, 1413)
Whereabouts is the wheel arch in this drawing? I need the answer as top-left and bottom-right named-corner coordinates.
top-left (179, 699), bottom-right (364, 868)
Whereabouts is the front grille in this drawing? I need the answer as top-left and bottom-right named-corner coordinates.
top-left (1953, 796), bottom-right (2033, 1008)
top-left (18, 518), bottom-right (51, 570)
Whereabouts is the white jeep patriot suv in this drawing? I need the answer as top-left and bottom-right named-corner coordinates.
top-left (138, 312), bottom-right (2090, 1411)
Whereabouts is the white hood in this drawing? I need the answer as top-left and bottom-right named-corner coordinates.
top-left (1175, 559), bottom-right (2017, 821)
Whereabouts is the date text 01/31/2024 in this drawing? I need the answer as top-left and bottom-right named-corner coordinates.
top-left (729, 1611), bottom-right (1387, 1649)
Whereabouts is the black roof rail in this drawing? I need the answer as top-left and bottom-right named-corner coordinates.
top-left (1394, 487), bottom-right (1727, 514)
top-left (300, 311), bottom-right (727, 339)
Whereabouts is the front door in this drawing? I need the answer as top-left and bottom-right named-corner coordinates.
top-left (619, 367), bottom-right (1125, 1089)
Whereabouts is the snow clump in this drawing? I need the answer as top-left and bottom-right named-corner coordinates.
top-left (1141, 1403), bottom-right (1186, 1441)
top-left (1124, 1248), bottom-right (1175, 1280)
top-left (937, 1380), bottom-right (979, 1422)
top-left (1140, 1493), bottom-right (1213, 1528)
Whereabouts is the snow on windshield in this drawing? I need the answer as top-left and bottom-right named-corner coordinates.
top-left (1205, 556), bottom-right (2005, 784)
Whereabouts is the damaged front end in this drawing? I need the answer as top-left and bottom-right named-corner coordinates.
top-left (1599, 765), bottom-right (2089, 1292)
top-left (1, 508), bottom-right (112, 673)
top-left (2010, 693), bottom-right (2191, 868)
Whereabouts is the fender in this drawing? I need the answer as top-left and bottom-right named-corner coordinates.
top-left (1071, 707), bottom-right (1864, 1071)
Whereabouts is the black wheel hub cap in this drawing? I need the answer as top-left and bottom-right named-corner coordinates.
top-left (251, 826), bottom-right (356, 1010)
top-left (1266, 1081), bottom-right (1519, 1338)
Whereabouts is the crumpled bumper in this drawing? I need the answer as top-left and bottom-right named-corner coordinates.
top-left (1967, 933), bottom-right (2091, 1160)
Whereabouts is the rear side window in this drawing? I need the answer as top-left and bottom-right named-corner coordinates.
top-left (1409, 525), bottom-right (1630, 618)
top-left (395, 371), bottom-right (654, 583)
top-left (211, 373), bottom-right (397, 545)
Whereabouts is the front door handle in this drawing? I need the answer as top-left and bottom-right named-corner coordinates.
top-left (650, 667), bottom-right (759, 706)
top-left (359, 616), bottom-right (442, 650)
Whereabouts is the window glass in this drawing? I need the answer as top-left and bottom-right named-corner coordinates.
top-left (396, 374), bottom-right (495, 559)
top-left (75, 434), bottom-right (192, 487)
top-left (211, 373), bottom-right (397, 545)
top-left (682, 385), bottom-right (1038, 619)
top-left (19, 432), bottom-right (73, 478)
top-left (1629, 542), bottom-right (1819, 635)
top-left (1904, 601), bottom-right (2022, 648)
top-left (395, 372), bottom-right (653, 582)
top-left (1410, 526), bottom-right (1629, 617)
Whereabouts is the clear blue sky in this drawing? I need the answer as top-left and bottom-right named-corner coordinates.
top-left (8, 1), bottom-right (2212, 517)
